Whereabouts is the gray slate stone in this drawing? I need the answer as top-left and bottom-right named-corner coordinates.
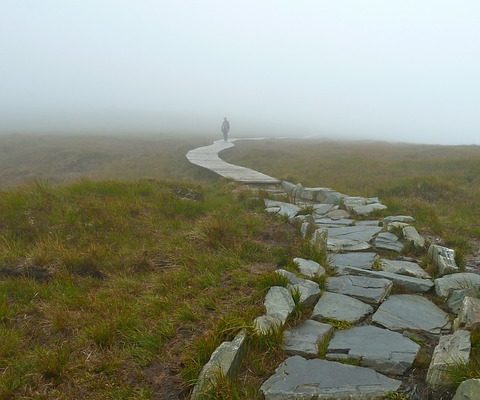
top-left (356, 220), bottom-right (381, 226)
top-left (312, 203), bottom-right (336, 216)
top-left (402, 226), bottom-right (425, 249)
top-left (447, 288), bottom-right (478, 313)
top-left (276, 269), bottom-right (322, 307)
top-left (384, 215), bottom-right (416, 223)
top-left (352, 203), bottom-right (388, 216)
top-left (339, 265), bottom-right (434, 293)
top-left (293, 257), bottom-right (325, 278)
top-left (191, 330), bottom-right (246, 399)
top-left (372, 294), bottom-right (451, 335)
top-left (428, 244), bottom-right (460, 276)
top-left (327, 238), bottom-right (372, 252)
top-left (264, 199), bottom-right (301, 219)
top-left (311, 228), bottom-right (328, 253)
top-left (426, 330), bottom-right (471, 388)
top-left (300, 221), bottom-right (311, 238)
top-left (264, 286), bottom-right (295, 324)
top-left (435, 272), bottom-right (480, 297)
top-left (454, 296), bottom-right (480, 331)
top-left (328, 226), bottom-right (383, 242)
top-left (328, 252), bottom-right (377, 272)
top-left (326, 325), bottom-right (420, 375)
top-left (326, 275), bottom-right (392, 305)
top-left (312, 292), bottom-right (373, 323)
top-left (326, 209), bottom-right (350, 220)
top-left (374, 232), bottom-right (404, 253)
top-left (453, 379), bottom-right (480, 400)
top-left (380, 259), bottom-right (431, 279)
top-left (327, 225), bottom-right (382, 252)
top-left (282, 320), bottom-right (333, 358)
top-left (316, 218), bottom-right (354, 227)
top-left (260, 356), bottom-right (401, 400)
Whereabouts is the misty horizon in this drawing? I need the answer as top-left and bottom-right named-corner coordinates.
top-left (2, 1), bottom-right (480, 145)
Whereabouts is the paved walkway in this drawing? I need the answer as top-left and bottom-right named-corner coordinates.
top-left (186, 139), bottom-right (280, 184)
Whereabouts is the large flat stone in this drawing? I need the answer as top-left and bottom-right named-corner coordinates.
top-left (372, 294), bottom-right (451, 335)
top-left (326, 325), bottom-right (420, 375)
top-left (282, 320), bottom-right (333, 358)
top-left (428, 244), bottom-right (460, 276)
top-left (453, 379), bottom-right (480, 400)
top-left (374, 232), bottom-right (404, 253)
top-left (327, 238), bottom-right (372, 252)
top-left (316, 218), bottom-right (355, 227)
top-left (326, 275), bottom-right (392, 304)
top-left (325, 209), bottom-right (350, 220)
top-left (339, 265), bottom-right (434, 293)
top-left (435, 273), bottom-right (480, 297)
top-left (264, 199), bottom-right (301, 219)
top-left (260, 356), bottom-right (401, 400)
top-left (454, 296), bottom-right (480, 331)
top-left (327, 226), bottom-right (382, 252)
top-left (380, 259), bottom-right (431, 279)
top-left (426, 330), bottom-right (471, 388)
top-left (328, 226), bottom-right (383, 242)
top-left (293, 258), bottom-right (325, 278)
top-left (312, 292), bottom-right (373, 323)
top-left (191, 330), bottom-right (246, 399)
top-left (328, 252), bottom-right (377, 272)
top-left (264, 286), bottom-right (295, 324)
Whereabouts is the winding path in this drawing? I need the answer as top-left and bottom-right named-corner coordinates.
top-left (186, 139), bottom-right (280, 184)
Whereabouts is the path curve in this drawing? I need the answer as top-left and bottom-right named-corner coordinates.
top-left (186, 139), bottom-right (280, 184)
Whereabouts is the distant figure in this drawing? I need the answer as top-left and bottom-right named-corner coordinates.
top-left (221, 117), bottom-right (230, 141)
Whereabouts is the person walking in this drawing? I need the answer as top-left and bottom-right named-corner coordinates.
top-left (221, 117), bottom-right (230, 141)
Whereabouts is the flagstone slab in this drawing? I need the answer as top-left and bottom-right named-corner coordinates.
top-left (264, 199), bottom-right (301, 219)
top-left (380, 259), bottom-right (431, 279)
top-left (374, 232), bottom-right (404, 253)
top-left (326, 325), bottom-right (420, 375)
top-left (372, 294), bottom-right (451, 335)
top-left (260, 356), bottom-right (401, 400)
top-left (282, 320), bottom-right (333, 358)
top-left (403, 226), bottom-right (425, 249)
top-left (338, 266), bottom-right (434, 293)
top-left (384, 215), bottom-right (416, 224)
top-left (326, 275), bottom-right (392, 304)
top-left (328, 252), bottom-right (377, 272)
top-left (312, 292), bottom-right (373, 323)
top-left (264, 286), bottom-right (295, 324)
top-left (428, 244), bottom-right (460, 276)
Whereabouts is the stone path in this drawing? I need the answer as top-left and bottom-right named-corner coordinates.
top-left (186, 139), bottom-right (280, 184)
top-left (188, 139), bottom-right (479, 399)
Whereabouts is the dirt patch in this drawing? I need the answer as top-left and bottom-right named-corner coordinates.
top-left (144, 360), bottom-right (189, 400)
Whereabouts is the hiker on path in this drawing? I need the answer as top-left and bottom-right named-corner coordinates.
top-left (221, 117), bottom-right (230, 141)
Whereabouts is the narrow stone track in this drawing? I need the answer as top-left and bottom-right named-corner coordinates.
top-left (186, 138), bottom-right (280, 184)
top-left (187, 139), bottom-right (480, 400)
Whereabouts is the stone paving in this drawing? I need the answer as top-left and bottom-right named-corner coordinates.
top-left (188, 140), bottom-right (479, 399)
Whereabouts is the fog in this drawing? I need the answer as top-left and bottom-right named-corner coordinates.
top-left (1, 1), bottom-right (480, 144)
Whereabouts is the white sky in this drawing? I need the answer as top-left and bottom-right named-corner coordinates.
top-left (1, 1), bottom-right (480, 144)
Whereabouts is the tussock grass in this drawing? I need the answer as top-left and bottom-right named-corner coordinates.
top-left (0, 179), bottom-right (306, 399)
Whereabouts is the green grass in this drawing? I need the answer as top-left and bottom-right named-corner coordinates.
top-left (0, 178), bottom-right (308, 399)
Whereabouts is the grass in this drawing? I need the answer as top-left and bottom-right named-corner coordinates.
top-left (0, 178), bottom-right (309, 399)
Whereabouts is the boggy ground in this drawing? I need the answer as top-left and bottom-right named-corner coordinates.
top-left (0, 179), bottom-right (321, 399)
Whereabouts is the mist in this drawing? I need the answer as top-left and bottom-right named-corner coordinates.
top-left (1, 1), bottom-right (480, 144)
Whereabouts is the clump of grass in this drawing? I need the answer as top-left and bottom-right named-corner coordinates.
top-left (317, 330), bottom-right (333, 358)
top-left (256, 272), bottom-right (289, 291)
top-left (35, 345), bottom-right (71, 382)
top-left (321, 318), bottom-right (352, 330)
